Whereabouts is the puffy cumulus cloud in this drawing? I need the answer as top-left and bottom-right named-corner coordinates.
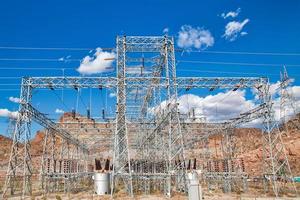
top-left (151, 90), bottom-right (255, 123)
top-left (270, 81), bottom-right (281, 97)
top-left (0, 108), bottom-right (19, 119)
top-left (240, 91), bottom-right (299, 127)
top-left (55, 108), bottom-right (64, 114)
top-left (276, 85), bottom-right (300, 120)
top-left (223, 19), bottom-right (250, 41)
top-left (288, 86), bottom-right (300, 101)
top-left (221, 8), bottom-right (241, 19)
top-left (252, 81), bottom-right (281, 100)
top-left (251, 81), bottom-right (282, 101)
top-left (148, 100), bottom-right (168, 115)
top-left (269, 95), bottom-right (296, 123)
top-left (177, 25), bottom-right (214, 50)
top-left (178, 90), bottom-right (255, 122)
top-left (177, 94), bottom-right (203, 116)
top-left (149, 84), bottom-right (300, 127)
top-left (9, 96), bottom-right (21, 103)
top-left (77, 48), bottom-right (115, 75)
top-left (251, 83), bottom-right (300, 123)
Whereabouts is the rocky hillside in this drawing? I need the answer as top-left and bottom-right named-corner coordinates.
top-left (236, 126), bottom-right (300, 176)
top-left (0, 135), bottom-right (13, 170)
top-left (0, 114), bottom-right (299, 180)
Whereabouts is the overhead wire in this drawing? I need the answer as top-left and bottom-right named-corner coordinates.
top-left (0, 46), bottom-right (299, 120)
top-left (0, 89), bottom-right (20, 91)
top-left (51, 89), bottom-right (70, 111)
top-left (0, 46), bottom-right (113, 51)
top-left (177, 69), bottom-right (269, 76)
top-left (0, 45), bottom-right (299, 56)
top-left (0, 58), bottom-right (81, 62)
top-left (75, 88), bottom-right (80, 113)
top-left (0, 67), bottom-right (75, 70)
top-left (0, 59), bottom-right (298, 67)
top-left (176, 69), bottom-right (300, 79)
top-left (76, 88), bottom-right (87, 110)
top-left (176, 49), bottom-right (300, 56)
top-left (0, 77), bottom-right (22, 79)
top-left (177, 60), bottom-right (300, 67)
top-left (89, 88), bottom-right (92, 116)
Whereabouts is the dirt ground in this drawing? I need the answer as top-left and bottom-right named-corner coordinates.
top-left (5, 188), bottom-right (300, 200)
top-left (14, 193), bottom-right (300, 200)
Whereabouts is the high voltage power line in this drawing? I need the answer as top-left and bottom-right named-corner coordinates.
top-left (0, 58), bottom-right (81, 61)
top-left (0, 45), bottom-right (300, 56)
top-left (0, 67), bottom-right (74, 70)
top-left (177, 60), bottom-right (300, 67)
top-left (181, 50), bottom-right (300, 56)
top-left (0, 46), bottom-right (113, 51)
top-left (0, 58), bottom-right (299, 68)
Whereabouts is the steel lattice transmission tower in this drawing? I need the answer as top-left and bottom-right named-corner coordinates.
top-left (2, 79), bottom-right (33, 197)
top-left (111, 36), bottom-right (134, 195)
top-left (111, 36), bottom-right (187, 197)
top-left (258, 82), bottom-right (298, 197)
top-left (2, 78), bottom-right (90, 199)
top-left (280, 66), bottom-right (299, 129)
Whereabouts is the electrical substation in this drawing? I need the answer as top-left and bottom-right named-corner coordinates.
top-left (1, 36), bottom-right (299, 199)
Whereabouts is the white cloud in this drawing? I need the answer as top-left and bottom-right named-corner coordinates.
top-left (269, 81), bottom-right (281, 97)
top-left (0, 108), bottom-right (19, 119)
top-left (55, 108), bottom-right (64, 114)
top-left (290, 86), bottom-right (300, 114)
top-left (251, 82), bottom-right (300, 122)
top-left (163, 27), bottom-right (169, 34)
top-left (77, 48), bottom-right (116, 75)
top-left (289, 86), bottom-right (300, 101)
top-left (151, 90), bottom-right (255, 123)
top-left (221, 8), bottom-right (241, 19)
top-left (177, 25), bottom-right (214, 50)
top-left (251, 81), bottom-right (281, 101)
top-left (9, 96), bottom-right (21, 103)
top-left (223, 19), bottom-right (250, 41)
top-left (149, 80), bottom-right (300, 127)
top-left (276, 85), bottom-right (300, 121)
top-left (109, 93), bottom-right (116, 98)
top-left (178, 90), bottom-right (255, 122)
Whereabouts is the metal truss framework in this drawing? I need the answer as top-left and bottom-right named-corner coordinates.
top-left (280, 67), bottom-right (299, 130)
top-left (258, 82), bottom-right (297, 197)
top-left (2, 35), bottom-right (298, 198)
top-left (40, 129), bottom-right (91, 195)
top-left (2, 79), bottom-right (90, 198)
top-left (21, 76), bottom-right (266, 90)
top-left (181, 104), bottom-right (267, 193)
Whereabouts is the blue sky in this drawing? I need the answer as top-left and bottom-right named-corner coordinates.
top-left (0, 0), bottom-right (300, 136)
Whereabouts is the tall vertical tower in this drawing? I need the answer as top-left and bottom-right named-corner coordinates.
top-left (259, 81), bottom-right (297, 197)
top-left (280, 66), bottom-right (298, 128)
top-left (111, 36), bottom-right (187, 196)
top-left (2, 78), bottom-right (33, 197)
top-left (111, 36), bottom-right (134, 196)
